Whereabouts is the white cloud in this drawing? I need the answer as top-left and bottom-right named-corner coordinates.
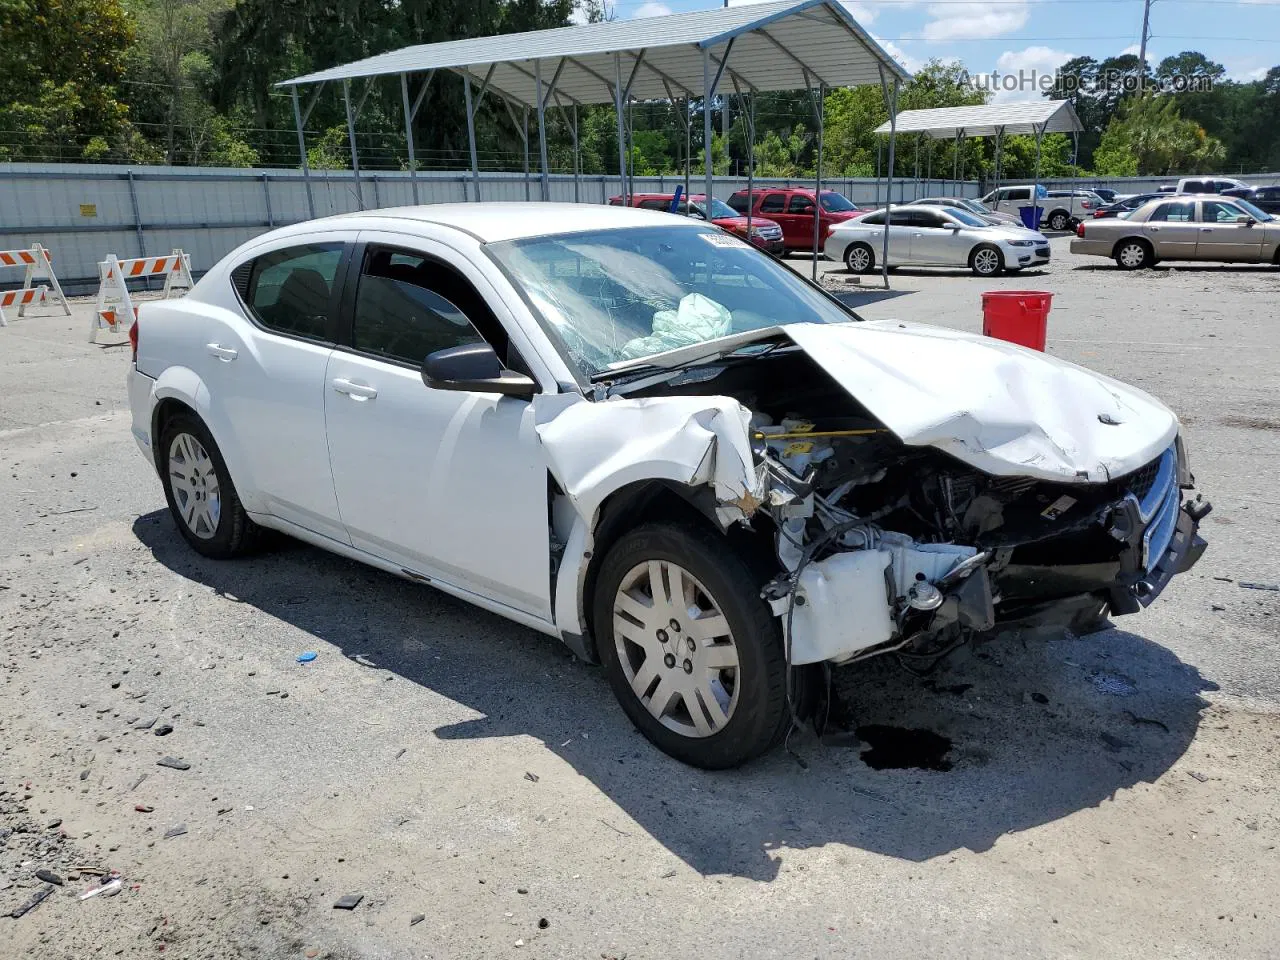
top-left (1120, 43), bottom-right (1141, 57)
top-left (922, 1), bottom-right (1029, 41)
top-left (632, 1), bottom-right (672, 17)
top-left (988, 45), bottom-right (1076, 101)
top-left (874, 36), bottom-right (921, 73)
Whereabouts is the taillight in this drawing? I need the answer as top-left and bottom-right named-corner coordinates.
top-left (1076, 222), bottom-right (1086, 238)
top-left (129, 319), bottom-right (139, 362)
top-left (1083, 199), bottom-right (1093, 209)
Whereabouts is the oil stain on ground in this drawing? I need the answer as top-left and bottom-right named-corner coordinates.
top-left (857, 725), bottom-right (954, 772)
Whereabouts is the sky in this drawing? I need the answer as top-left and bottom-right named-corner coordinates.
top-left (584, 0), bottom-right (1280, 99)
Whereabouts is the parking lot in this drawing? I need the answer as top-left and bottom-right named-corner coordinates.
top-left (2, 235), bottom-right (1279, 959)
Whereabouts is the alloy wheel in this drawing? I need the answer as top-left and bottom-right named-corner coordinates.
top-left (612, 559), bottom-right (740, 738)
top-left (973, 248), bottom-right (1001, 275)
top-left (846, 245), bottom-right (871, 272)
top-left (167, 432), bottom-right (221, 539)
top-left (1049, 212), bottom-right (1069, 231)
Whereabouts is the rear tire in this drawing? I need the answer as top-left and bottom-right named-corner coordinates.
top-left (1047, 210), bottom-right (1070, 231)
top-left (1114, 239), bottom-right (1152, 270)
top-left (844, 242), bottom-right (875, 274)
top-left (592, 523), bottom-right (788, 769)
top-left (158, 413), bottom-right (261, 559)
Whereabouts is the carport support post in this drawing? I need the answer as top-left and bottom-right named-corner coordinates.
top-left (702, 48), bottom-right (714, 211)
top-left (811, 81), bottom-right (825, 282)
top-left (464, 71), bottom-right (481, 202)
top-left (613, 54), bottom-right (628, 204)
top-left (953, 128), bottom-right (962, 195)
top-left (684, 97), bottom-right (692, 209)
top-left (291, 85), bottom-right (315, 220)
top-left (993, 125), bottom-right (1005, 192)
top-left (522, 106), bottom-right (531, 202)
top-left (914, 132), bottom-right (921, 199)
top-left (342, 79), bottom-right (363, 210)
top-left (878, 66), bottom-right (900, 291)
top-left (535, 60), bottom-right (551, 202)
top-left (1032, 121), bottom-right (1045, 227)
top-left (400, 73), bottom-right (419, 205)
top-left (573, 104), bottom-right (581, 202)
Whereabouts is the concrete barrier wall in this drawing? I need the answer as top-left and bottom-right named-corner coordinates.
top-left (0, 163), bottom-right (981, 293)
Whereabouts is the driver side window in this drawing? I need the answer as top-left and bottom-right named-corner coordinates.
top-left (350, 247), bottom-right (498, 367)
top-left (1202, 201), bottom-right (1246, 223)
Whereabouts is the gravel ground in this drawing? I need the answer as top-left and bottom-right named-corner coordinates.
top-left (2, 236), bottom-right (1279, 959)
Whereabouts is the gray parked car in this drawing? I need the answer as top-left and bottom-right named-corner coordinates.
top-left (907, 196), bottom-right (1023, 227)
top-left (1070, 195), bottom-right (1280, 269)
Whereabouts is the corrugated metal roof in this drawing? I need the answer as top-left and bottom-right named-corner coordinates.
top-left (277, 0), bottom-right (911, 106)
top-left (873, 100), bottom-right (1084, 138)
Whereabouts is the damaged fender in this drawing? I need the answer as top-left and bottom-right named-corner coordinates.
top-left (533, 393), bottom-right (764, 637)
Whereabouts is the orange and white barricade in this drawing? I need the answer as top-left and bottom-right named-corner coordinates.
top-left (0, 243), bottom-right (70, 324)
top-left (0, 286), bottom-right (48, 327)
top-left (92, 249), bottom-right (193, 343)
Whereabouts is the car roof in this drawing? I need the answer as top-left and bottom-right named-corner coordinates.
top-left (317, 202), bottom-right (693, 243)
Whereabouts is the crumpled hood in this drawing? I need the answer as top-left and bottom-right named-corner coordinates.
top-left (783, 321), bottom-right (1179, 483)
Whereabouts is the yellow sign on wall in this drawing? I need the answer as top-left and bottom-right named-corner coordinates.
top-left (79, 204), bottom-right (97, 217)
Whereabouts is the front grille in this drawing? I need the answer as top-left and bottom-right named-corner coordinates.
top-left (1116, 456), bottom-right (1162, 501)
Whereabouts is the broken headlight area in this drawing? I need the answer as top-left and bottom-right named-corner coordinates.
top-left (751, 417), bottom-right (1207, 667)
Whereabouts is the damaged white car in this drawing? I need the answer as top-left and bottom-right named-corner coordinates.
top-left (127, 203), bottom-right (1210, 769)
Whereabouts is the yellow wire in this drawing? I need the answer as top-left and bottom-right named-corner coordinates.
top-left (753, 429), bottom-right (885, 440)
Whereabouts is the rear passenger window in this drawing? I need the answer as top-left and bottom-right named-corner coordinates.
top-left (638, 198), bottom-right (669, 211)
top-left (759, 193), bottom-right (786, 213)
top-left (244, 243), bottom-right (344, 341)
top-left (350, 248), bottom-right (490, 366)
top-left (788, 195), bottom-right (815, 213)
top-left (726, 194), bottom-right (749, 213)
top-left (1150, 202), bottom-right (1194, 222)
top-left (1007, 188), bottom-right (1031, 201)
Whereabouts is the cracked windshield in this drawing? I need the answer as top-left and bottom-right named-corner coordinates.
top-left (488, 225), bottom-right (853, 376)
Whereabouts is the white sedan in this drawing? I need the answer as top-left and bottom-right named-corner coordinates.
top-left (825, 205), bottom-right (1051, 275)
top-left (127, 203), bottom-right (1207, 768)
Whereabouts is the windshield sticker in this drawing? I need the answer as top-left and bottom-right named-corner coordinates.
top-left (702, 232), bottom-right (750, 249)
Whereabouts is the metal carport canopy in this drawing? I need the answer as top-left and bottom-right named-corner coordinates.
top-left (872, 100), bottom-right (1084, 139)
top-left (277, 0), bottom-right (910, 104)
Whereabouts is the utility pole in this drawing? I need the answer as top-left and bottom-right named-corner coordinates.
top-left (1137, 0), bottom-right (1153, 84)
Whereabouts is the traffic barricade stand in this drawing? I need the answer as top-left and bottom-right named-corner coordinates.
top-left (0, 243), bottom-right (70, 321)
top-left (0, 286), bottom-right (48, 327)
top-left (92, 249), bottom-right (193, 344)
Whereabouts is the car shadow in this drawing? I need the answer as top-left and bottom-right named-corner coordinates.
top-left (133, 511), bottom-right (1215, 881)
top-left (1073, 263), bottom-right (1278, 273)
top-left (829, 288), bottom-right (914, 308)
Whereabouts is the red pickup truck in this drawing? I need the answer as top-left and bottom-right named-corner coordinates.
top-left (608, 193), bottom-right (785, 255)
top-left (726, 188), bottom-right (867, 252)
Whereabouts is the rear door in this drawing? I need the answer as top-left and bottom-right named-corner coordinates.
top-left (1144, 200), bottom-right (1198, 259)
top-left (322, 234), bottom-right (554, 620)
top-left (208, 236), bottom-right (351, 543)
top-left (1196, 200), bottom-right (1264, 260)
top-left (756, 192), bottom-right (791, 245)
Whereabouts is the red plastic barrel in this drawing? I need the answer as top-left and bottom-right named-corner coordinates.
top-left (981, 290), bottom-right (1053, 351)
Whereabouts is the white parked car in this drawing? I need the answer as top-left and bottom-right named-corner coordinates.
top-left (983, 186), bottom-right (1102, 231)
top-left (825, 205), bottom-right (1051, 275)
top-left (127, 203), bottom-right (1209, 768)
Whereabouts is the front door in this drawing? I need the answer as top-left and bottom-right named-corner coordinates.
top-left (1144, 200), bottom-right (1199, 259)
top-left (1196, 200), bottom-right (1264, 261)
top-left (322, 236), bottom-right (553, 621)
top-left (904, 208), bottom-right (959, 264)
top-left (784, 193), bottom-right (821, 250)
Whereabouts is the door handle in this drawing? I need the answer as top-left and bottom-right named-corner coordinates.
top-left (331, 378), bottom-right (378, 401)
top-left (206, 343), bottom-right (238, 361)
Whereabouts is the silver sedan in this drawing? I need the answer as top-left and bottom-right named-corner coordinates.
top-left (825, 205), bottom-right (1051, 276)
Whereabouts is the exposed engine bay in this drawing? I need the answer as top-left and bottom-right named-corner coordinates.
top-left (620, 346), bottom-right (1211, 666)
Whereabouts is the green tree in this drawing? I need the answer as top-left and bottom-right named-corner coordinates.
top-left (0, 0), bottom-right (143, 161)
top-left (1094, 94), bottom-right (1225, 175)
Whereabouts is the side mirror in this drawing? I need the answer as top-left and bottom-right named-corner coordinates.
top-left (422, 343), bottom-right (537, 399)
top-left (1244, 217), bottom-right (1257, 226)
top-left (949, 224), bottom-right (962, 232)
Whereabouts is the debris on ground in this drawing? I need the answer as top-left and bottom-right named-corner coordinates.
top-left (156, 757), bottom-right (191, 770)
top-left (333, 894), bottom-right (363, 910)
top-left (154, 724), bottom-right (174, 737)
top-left (1124, 711), bottom-right (1171, 733)
top-left (524, 772), bottom-right (539, 783)
top-left (10, 884), bottom-right (55, 919)
top-left (410, 914), bottom-right (425, 926)
top-left (1239, 582), bottom-right (1280, 592)
top-left (164, 823), bottom-right (188, 839)
top-left (34, 869), bottom-right (64, 885)
top-left (296, 651), bottom-right (318, 663)
top-left (135, 804), bottom-right (154, 813)
top-left (1188, 771), bottom-right (1210, 783)
top-left (79, 876), bottom-right (123, 900)
top-left (1089, 672), bottom-right (1137, 696)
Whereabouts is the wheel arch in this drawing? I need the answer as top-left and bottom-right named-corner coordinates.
top-left (566, 479), bottom-right (777, 664)
top-left (1111, 235), bottom-right (1153, 260)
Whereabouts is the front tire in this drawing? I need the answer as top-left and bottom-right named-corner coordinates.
top-left (970, 244), bottom-right (1004, 276)
top-left (844, 242), bottom-right (875, 274)
top-left (1114, 239), bottom-right (1152, 270)
top-left (159, 413), bottom-right (261, 559)
top-left (592, 523), bottom-right (788, 769)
